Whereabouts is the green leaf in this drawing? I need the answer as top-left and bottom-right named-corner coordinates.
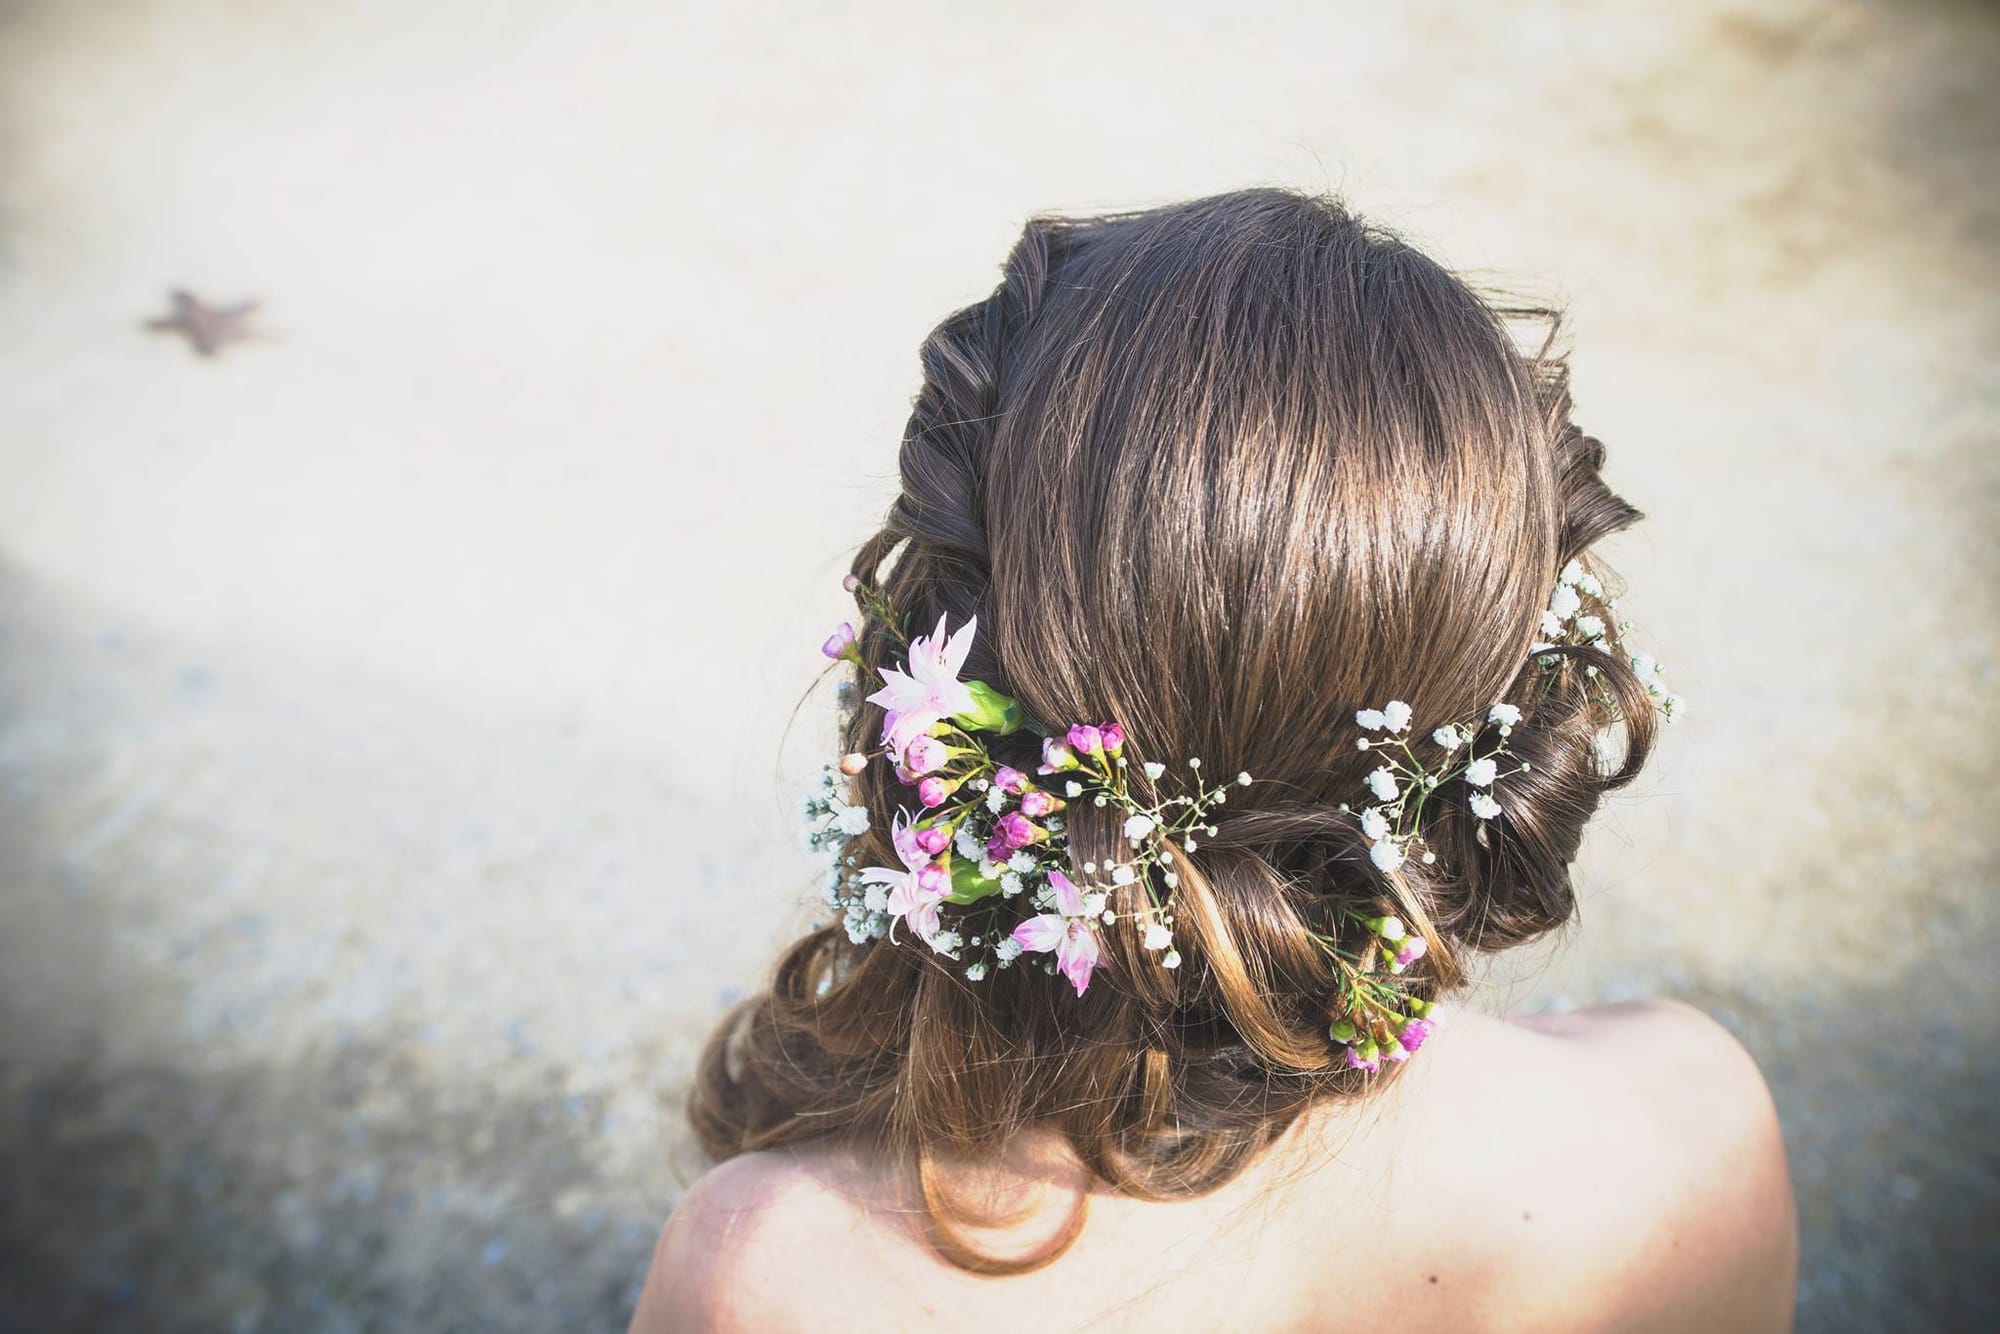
top-left (946, 853), bottom-right (1004, 904)
top-left (951, 679), bottom-right (1026, 736)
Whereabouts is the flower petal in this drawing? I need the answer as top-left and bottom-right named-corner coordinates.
top-left (1011, 914), bottom-right (1066, 953)
top-left (1056, 924), bottom-right (1101, 996)
top-left (1047, 869), bottom-right (1084, 916)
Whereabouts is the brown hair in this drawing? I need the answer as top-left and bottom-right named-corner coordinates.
top-left (690, 187), bottom-right (1660, 1270)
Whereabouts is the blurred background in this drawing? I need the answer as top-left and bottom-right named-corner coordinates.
top-left (0, 0), bottom-right (1993, 1328)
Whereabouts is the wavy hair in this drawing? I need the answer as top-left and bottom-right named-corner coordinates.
top-left (689, 187), bottom-right (1660, 1271)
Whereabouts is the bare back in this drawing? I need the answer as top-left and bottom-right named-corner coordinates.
top-left (635, 1000), bottom-right (1797, 1332)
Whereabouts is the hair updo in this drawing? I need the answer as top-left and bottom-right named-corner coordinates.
top-left (690, 186), bottom-right (1660, 1271)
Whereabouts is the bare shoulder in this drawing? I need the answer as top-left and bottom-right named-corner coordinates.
top-left (1441, 1000), bottom-right (1799, 1331)
top-left (628, 1148), bottom-right (882, 1333)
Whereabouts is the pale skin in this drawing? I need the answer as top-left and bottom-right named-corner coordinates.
top-left (633, 1000), bottom-right (1798, 1333)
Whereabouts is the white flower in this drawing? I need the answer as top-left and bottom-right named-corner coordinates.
top-left (1464, 757), bottom-right (1498, 788)
top-left (1488, 703), bottom-right (1522, 728)
top-left (1377, 915), bottom-right (1406, 941)
top-left (1575, 614), bottom-right (1605, 641)
top-left (1000, 871), bottom-right (1025, 897)
top-left (1007, 851), bottom-right (1038, 873)
top-left (1355, 708), bottom-right (1388, 731)
top-left (1548, 584), bottom-right (1582, 621)
top-left (1631, 653), bottom-right (1660, 679)
top-left (954, 827), bottom-right (983, 860)
top-left (1469, 792), bottom-right (1502, 820)
top-left (1123, 813), bottom-right (1158, 842)
top-left (834, 805), bottom-right (871, 836)
top-left (1359, 807), bottom-right (1391, 841)
top-left (1381, 700), bottom-right (1413, 733)
top-left (1369, 839), bottom-right (1406, 873)
top-left (1162, 949), bottom-right (1182, 969)
top-left (1237, 772), bottom-right (1252, 786)
top-left (1576, 572), bottom-right (1604, 598)
top-left (1142, 761), bottom-right (1166, 781)
top-left (1366, 767), bottom-right (1399, 801)
top-left (978, 859), bottom-right (1002, 880)
top-left (930, 929), bottom-right (963, 955)
top-left (1433, 725), bottom-right (1463, 751)
top-left (1111, 863), bottom-right (1137, 886)
top-left (1143, 922), bottom-right (1173, 951)
top-left (995, 936), bottom-right (1024, 963)
top-left (1065, 781), bottom-right (1083, 797)
top-left (985, 785), bottom-right (1007, 814)
top-left (1662, 693), bottom-right (1686, 723)
top-left (964, 962), bottom-right (988, 982)
top-left (862, 883), bottom-right (888, 913)
top-left (1559, 558), bottom-right (1585, 586)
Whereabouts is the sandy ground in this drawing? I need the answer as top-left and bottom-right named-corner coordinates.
top-left (0, 0), bottom-right (1994, 1328)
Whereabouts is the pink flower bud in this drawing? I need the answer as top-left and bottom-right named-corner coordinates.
top-left (904, 735), bottom-right (947, 776)
top-left (1038, 737), bottom-right (1079, 773)
top-left (837, 752), bottom-right (869, 776)
top-left (841, 574), bottom-right (861, 592)
top-left (1344, 1043), bottom-right (1381, 1073)
top-left (1067, 724), bottom-right (1104, 757)
top-left (1393, 935), bottom-right (1429, 969)
top-left (1018, 789), bottom-right (1058, 818)
top-left (1398, 1017), bottom-right (1436, 1054)
top-left (993, 811), bottom-right (1043, 850)
top-left (820, 622), bottom-right (857, 659)
top-left (1099, 723), bottom-right (1125, 756)
top-left (917, 776), bottom-right (956, 808)
top-left (993, 766), bottom-right (1030, 794)
top-left (914, 826), bottom-right (951, 856)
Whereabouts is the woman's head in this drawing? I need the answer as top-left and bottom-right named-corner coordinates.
top-left (693, 186), bottom-right (1660, 1268)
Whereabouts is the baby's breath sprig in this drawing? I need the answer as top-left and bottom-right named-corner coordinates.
top-left (1532, 558), bottom-right (1685, 725)
top-left (1345, 699), bottom-right (1527, 874)
top-left (1313, 697), bottom-right (1526, 1069)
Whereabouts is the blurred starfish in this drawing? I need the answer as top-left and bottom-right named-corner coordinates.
top-left (146, 289), bottom-right (260, 357)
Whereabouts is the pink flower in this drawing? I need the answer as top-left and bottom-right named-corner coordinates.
top-left (1038, 737), bottom-right (1078, 773)
top-left (1398, 1017), bottom-right (1436, 1054)
top-left (841, 574), bottom-right (861, 592)
top-left (1391, 935), bottom-right (1428, 972)
top-left (1066, 724), bottom-right (1104, 757)
top-left (903, 735), bottom-right (948, 776)
top-left (820, 622), bottom-right (856, 659)
top-left (866, 614), bottom-right (979, 765)
top-left (856, 813), bottom-right (952, 948)
top-left (993, 766), bottom-right (1030, 794)
top-left (917, 775), bottom-right (958, 808)
top-left (1343, 1042), bottom-right (1381, 1073)
top-left (1018, 789), bottom-right (1058, 818)
top-left (913, 825), bottom-right (951, 856)
top-left (1010, 870), bottom-right (1107, 996)
top-left (1099, 723), bottom-right (1125, 756)
top-left (991, 812), bottom-right (1043, 850)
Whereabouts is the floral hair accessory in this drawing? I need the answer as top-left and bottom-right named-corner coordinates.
top-left (801, 559), bottom-right (1683, 1072)
top-left (805, 580), bottom-right (1246, 997)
